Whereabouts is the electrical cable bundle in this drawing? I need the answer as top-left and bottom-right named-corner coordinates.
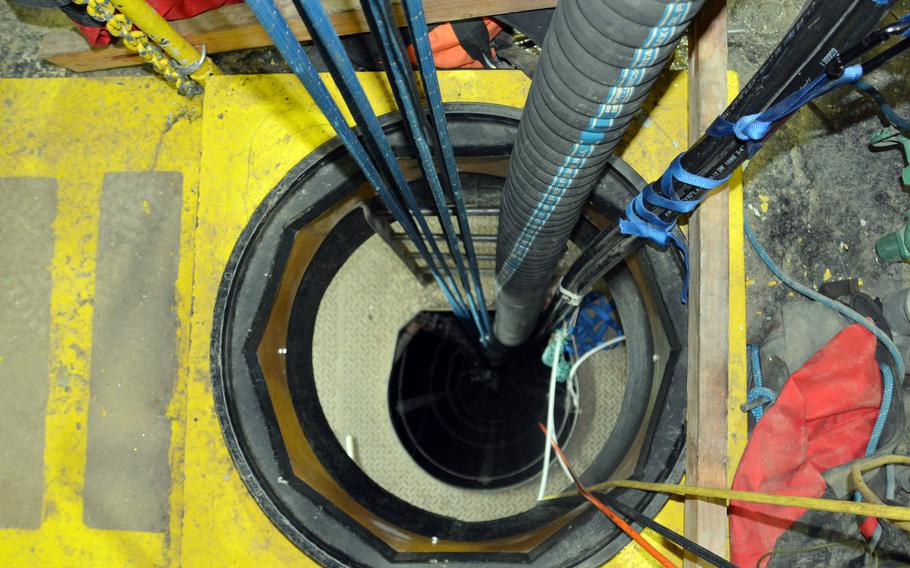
top-left (543, 0), bottom-right (901, 335)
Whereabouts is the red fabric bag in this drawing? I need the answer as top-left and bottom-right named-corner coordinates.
top-left (730, 323), bottom-right (883, 567)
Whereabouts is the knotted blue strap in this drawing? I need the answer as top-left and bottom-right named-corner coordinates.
top-left (709, 64), bottom-right (864, 145)
top-left (619, 155), bottom-right (732, 302)
top-left (620, 65), bottom-right (866, 304)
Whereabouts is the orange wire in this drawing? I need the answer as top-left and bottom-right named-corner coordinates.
top-left (538, 423), bottom-right (676, 568)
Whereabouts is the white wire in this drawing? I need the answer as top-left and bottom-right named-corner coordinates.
top-left (538, 328), bottom-right (574, 500)
top-left (567, 335), bottom-right (627, 383)
top-left (537, 333), bottom-right (628, 500)
top-left (566, 305), bottom-right (583, 409)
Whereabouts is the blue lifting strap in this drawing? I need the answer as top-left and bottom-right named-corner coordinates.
top-left (619, 64), bottom-right (867, 303)
top-left (619, 155), bottom-right (730, 302)
top-left (709, 64), bottom-right (864, 144)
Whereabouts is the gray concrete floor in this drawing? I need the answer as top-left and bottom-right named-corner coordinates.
top-left (730, 0), bottom-right (910, 339)
top-left (0, 0), bottom-right (76, 78)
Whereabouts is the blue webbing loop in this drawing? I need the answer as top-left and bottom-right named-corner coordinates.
top-left (709, 65), bottom-right (864, 144)
top-left (619, 155), bottom-right (732, 302)
top-left (852, 362), bottom-right (894, 503)
top-left (866, 363), bottom-right (895, 457)
top-left (621, 65), bottom-right (866, 304)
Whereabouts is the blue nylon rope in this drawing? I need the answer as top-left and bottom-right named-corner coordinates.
top-left (745, 213), bottom-right (905, 379)
top-left (247, 0), bottom-right (496, 328)
top-left (866, 364), bottom-right (894, 457)
top-left (852, 363), bottom-right (895, 503)
top-left (745, 212), bottom-right (900, 505)
top-left (747, 211), bottom-right (902, 506)
top-left (745, 344), bottom-right (777, 422)
top-left (363, 0), bottom-right (490, 341)
top-left (401, 0), bottom-right (493, 339)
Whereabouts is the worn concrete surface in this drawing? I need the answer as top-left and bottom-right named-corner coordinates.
top-left (729, 0), bottom-right (910, 339)
top-left (82, 172), bottom-right (182, 532)
top-left (0, 177), bottom-right (56, 529)
top-left (0, 0), bottom-right (72, 77)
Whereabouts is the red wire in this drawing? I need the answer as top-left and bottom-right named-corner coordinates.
top-left (538, 423), bottom-right (676, 568)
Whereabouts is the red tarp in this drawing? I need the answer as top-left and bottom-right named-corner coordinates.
top-left (730, 323), bottom-right (883, 567)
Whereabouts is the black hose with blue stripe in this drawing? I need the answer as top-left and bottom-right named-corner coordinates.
top-left (492, 0), bottom-right (705, 347)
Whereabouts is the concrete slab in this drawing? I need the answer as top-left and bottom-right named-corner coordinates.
top-left (82, 172), bottom-right (182, 532)
top-left (0, 177), bottom-right (56, 529)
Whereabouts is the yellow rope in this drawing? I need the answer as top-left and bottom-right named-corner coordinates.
top-left (72, 0), bottom-right (202, 96)
top-left (545, 478), bottom-right (910, 522)
top-left (851, 455), bottom-right (910, 531)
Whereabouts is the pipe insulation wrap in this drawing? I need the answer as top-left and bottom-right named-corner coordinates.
top-left (493, 0), bottom-right (704, 346)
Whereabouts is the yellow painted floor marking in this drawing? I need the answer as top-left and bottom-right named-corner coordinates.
top-left (0, 77), bottom-right (201, 566)
top-left (727, 72), bottom-right (749, 483)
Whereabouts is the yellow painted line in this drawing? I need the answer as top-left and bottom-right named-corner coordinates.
top-left (0, 70), bottom-right (745, 566)
top-left (181, 71), bottom-right (538, 567)
top-left (727, 71), bottom-right (748, 482)
top-left (43, 174), bottom-right (99, 530)
top-left (0, 77), bottom-right (201, 567)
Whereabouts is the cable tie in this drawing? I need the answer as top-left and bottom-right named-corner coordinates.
top-left (559, 282), bottom-right (585, 306)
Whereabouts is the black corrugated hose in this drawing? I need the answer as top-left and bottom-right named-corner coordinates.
top-left (493, 0), bottom-right (704, 346)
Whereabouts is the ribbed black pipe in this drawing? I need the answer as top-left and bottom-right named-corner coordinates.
top-left (493, 0), bottom-right (704, 346)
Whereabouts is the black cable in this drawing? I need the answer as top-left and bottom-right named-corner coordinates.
top-left (827, 13), bottom-right (910, 77)
top-left (541, 0), bottom-right (894, 337)
top-left (595, 492), bottom-right (738, 568)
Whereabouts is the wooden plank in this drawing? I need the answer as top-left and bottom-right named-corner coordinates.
top-left (685, 0), bottom-right (730, 566)
top-left (41, 0), bottom-right (557, 73)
